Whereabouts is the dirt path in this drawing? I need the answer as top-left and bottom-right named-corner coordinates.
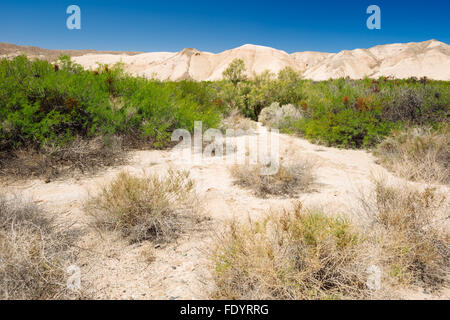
top-left (1, 125), bottom-right (447, 299)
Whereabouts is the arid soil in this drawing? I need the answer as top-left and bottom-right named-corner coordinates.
top-left (1, 125), bottom-right (448, 299)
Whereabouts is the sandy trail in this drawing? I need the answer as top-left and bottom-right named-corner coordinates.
top-left (1, 125), bottom-right (447, 299)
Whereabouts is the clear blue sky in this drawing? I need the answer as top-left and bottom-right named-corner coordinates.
top-left (1, 0), bottom-right (449, 53)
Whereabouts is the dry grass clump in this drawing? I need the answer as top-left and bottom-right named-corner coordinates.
top-left (369, 180), bottom-right (449, 289)
top-left (211, 202), bottom-right (370, 300)
top-left (230, 160), bottom-right (314, 197)
top-left (375, 127), bottom-right (449, 184)
top-left (88, 169), bottom-right (202, 243)
top-left (0, 135), bottom-right (124, 181)
top-left (0, 196), bottom-right (79, 299)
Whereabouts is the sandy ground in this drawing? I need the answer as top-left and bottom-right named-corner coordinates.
top-left (1, 125), bottom-right (448, 299)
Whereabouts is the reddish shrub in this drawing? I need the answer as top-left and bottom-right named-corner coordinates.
top-left (301, 101), bottom-right (308, 111)
top-left (343, 96), bottom-right (349, 105)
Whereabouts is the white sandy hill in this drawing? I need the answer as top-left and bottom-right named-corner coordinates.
top-left (71, 40), bottom-right (450, 81)
top-left (130, 44), bottom-right (302, 81)
top-left (302, 48), bottom-right (380, 80)
top-left (73, 52), bottom-right (176, 72)
top-left (371, 40), bottom-right (450, 80)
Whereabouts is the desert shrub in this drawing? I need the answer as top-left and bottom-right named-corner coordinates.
top-left (258, 102), bottom-right (282, 127)
top-left (382, 87), bottom-right (449, 125)
top-left (246, 77), bottom-right (447, 149)
top-left (223, 59), bottom-right (247, 86)
top-left (211, 202), bottom-right (369, 299)
top-left (0, 55), bottom-right (222, 152)
top-left (0, 56), bottom-right (222, 179)
top-left (375, 127), bottom-right (450, 184)
top-left (283, 79), bottom-right (396, 148)
top-left (0, 135), bottom-right (124, 180)
top-left (214, 81), bottom-right (245, 114)
top-left (278, 66), bottom-right (302, 83)
top-left (243, 80), bottom-right (278, 120)
top-left (216, 69), bottom-right (305, 121)
top-left (291, 108), bottom-right (395, 148)
top-left (0, 196), bottom-right (79, 299)
top-left (166, 80), bottom-right (217, 107)
top-left (2, 55), bottom-right (447, 157)
top-left (258, 102), bottom-right (303, 129)
top-left (88, 169), bottom-right (201, 243)
top-left (230, 160), bottom-right (314, 197)
top-left (366, 180), bottom-right (449, 289)
top-left (281, 104), bottom-right (303, 121)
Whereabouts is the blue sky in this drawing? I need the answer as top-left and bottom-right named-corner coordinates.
top-left (0, 0), bottom-right (449, 53)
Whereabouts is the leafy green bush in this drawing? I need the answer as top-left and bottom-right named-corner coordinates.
top-left (2, 56), bottom-right (448, 154)
top-left (222, 58), bottom-right (246, 86)
top-left (0, 55), bottom-right (222, 151)
top-left (289, 108), bottom-right (397, 148)
top-left (234, 77), bottom-right (448, 148)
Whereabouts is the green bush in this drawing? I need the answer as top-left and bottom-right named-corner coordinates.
top-left (289, 109), bottom-right (397, 148)
top-left (243, 77), bottom-right (448, 148)
top-left (2, 56), bottom-right (448, 153)
top-left (0, 55), bottom-right (222, 151)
